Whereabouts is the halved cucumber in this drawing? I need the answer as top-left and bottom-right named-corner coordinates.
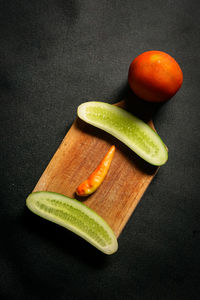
top-left (78, 101), bottom-right (168, 166)
top-left (26, 191), bottom-right (118, 255)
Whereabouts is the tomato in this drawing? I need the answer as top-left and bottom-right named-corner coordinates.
top-left (128, 51), bottom-right (183, 102)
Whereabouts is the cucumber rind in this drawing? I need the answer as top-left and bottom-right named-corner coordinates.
top-left (77, 101), bottom-right (168, 166)
top-left (26, 191), bottom-right (118, 255)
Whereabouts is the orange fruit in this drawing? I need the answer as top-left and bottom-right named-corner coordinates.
top-left (128, 50), bottom-right (183, 102)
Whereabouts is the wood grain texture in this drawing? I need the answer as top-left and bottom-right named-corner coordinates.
top-left (33, 98), bottom-right (159, 238)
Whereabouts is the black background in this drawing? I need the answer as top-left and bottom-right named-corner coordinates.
top-left (1, 0), bottom-right (200, 299)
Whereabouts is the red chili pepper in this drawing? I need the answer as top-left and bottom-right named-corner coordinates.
top-left (76, 145), bottom-right (115, 196)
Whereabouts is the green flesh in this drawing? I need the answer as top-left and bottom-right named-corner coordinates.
top-left (78, 102), bottom-right (168, 166)
top-left (26, 191), bottom-right (118, 255)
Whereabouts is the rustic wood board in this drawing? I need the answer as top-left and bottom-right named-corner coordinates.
top-left (33, 99), bottom-right (158, 238)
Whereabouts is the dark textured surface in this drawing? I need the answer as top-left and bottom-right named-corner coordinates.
top-left (1, 0), bottom-right (200, 299)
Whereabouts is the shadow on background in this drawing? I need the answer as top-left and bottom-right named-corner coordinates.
top-left (20, 208), bottom-right (110, 269)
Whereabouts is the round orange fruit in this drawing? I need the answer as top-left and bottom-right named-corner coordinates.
top-left (128, 50), bottom-right (183, 102)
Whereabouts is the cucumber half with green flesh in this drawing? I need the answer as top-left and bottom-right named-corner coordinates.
top-left (26, 191), bottom-right (118, 255)
top-left (78, 102), bottom-right (168, 166)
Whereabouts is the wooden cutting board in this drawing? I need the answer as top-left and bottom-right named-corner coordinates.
top-left (33, 96), bottom-right (159, 238)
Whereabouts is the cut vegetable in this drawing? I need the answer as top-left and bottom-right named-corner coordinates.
top-left (26, 191), bottom-right (118, 255)
top-left (77, 101), bottom-right (168, 166)
top-left (76, 145), bottom-right (115, 196)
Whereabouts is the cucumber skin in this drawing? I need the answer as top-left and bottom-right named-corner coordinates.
top-left (77, 102), bottom-right (168, 166)
top-left (26, 191), bottom-right (118, 255)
